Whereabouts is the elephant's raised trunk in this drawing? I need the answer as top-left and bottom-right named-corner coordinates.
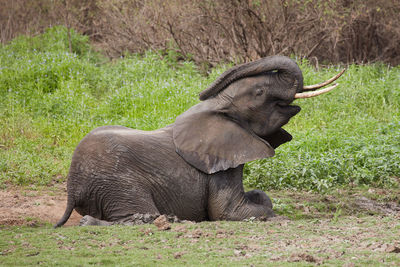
top-left (199, 56), bottom-right (303, 101)
top-left (294, 69), bottom-right (346, 99)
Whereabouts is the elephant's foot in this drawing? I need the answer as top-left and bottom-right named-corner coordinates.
top-left (79, 215), bottom-right (113, 226)
top-left (241, 189), bottom-right (275, 220)
top-left (245, 189), bottom-right (273, 209)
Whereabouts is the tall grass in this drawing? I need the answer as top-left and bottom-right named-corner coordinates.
top-left (1, 26), bottom-right (399, 191)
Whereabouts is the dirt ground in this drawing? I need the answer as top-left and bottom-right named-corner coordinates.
top-left (0, 183), bottom-right (82, 226)
top-left (1, 184), bottom-right (399, 227)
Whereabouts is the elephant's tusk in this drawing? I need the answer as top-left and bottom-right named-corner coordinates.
top-left (295, 83), bottom-right (339, 99)
top-left (303, 69), bottom-right (346, 91)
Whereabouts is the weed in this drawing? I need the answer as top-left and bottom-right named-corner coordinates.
top-left (331, 204), bottom-right (342, 223)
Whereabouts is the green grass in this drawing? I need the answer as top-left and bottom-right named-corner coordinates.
top-left (245, 63), bottom-right (400, 191)
top-left (1, 216), bottom-right (399, 266)
top-left (1, 26), bottom-right (399, 191)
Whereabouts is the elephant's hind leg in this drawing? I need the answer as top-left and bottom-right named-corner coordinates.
top-left (80, 215), bottom-right (113, 226)
top-left (79, 190), bottom-right (162, 226)
top-left (103, 191), bottom-right (161, 222)
top-left (79, 213), bottom-right (163, 226)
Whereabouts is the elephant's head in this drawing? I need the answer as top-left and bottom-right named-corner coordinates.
top-left (173, 56), bottom-right (344, 174)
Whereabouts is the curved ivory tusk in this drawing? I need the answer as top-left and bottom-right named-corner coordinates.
top-left (303, 69), bottom-right (346, 91)
top-left (295, 83), bottom-right (339, 99)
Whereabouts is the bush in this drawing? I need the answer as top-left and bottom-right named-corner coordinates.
top-left (1, 0), bottom-right (400, 66)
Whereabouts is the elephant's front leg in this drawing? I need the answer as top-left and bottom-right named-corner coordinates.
top-left (244, 189), bottom-right (273, 209)
top-left (207, 166), bottom-right (275, 221)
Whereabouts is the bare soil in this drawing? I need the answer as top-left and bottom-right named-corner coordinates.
top-left (0, 184), bottom-right (81, 226)
top-left (1, 184), bottom-right (399, 227)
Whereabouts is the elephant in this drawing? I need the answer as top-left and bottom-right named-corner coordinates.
top-left (54, 56), bottom-right (344, 227)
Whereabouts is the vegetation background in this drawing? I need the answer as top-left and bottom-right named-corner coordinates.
top-left (1, 26), bottom-right (399, 191)
top-left (0, 0), bottom-right (399, 191)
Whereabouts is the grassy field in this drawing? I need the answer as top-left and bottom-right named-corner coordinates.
top-left (1, 217), bottom-right (399, 266)
top-left (1, 187), bottom-right (400, 266)
top-left (1, 26), bottom-right (399, 191)
top-left (1, 26), bottom-right (400, 266)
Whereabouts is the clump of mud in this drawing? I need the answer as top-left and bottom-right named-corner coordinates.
top-left (117, 213), bottom-right (181, 227)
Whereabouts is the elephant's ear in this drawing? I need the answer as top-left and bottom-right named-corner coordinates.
top-left (173, 110), bottom-right (275, 174)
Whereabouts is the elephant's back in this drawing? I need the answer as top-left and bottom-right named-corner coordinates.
top-left (67, 125), bottom-right (209, 222)
top-left (66, 126), bottom-right (156, 217)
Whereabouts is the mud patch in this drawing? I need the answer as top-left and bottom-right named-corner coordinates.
top-left (0, 185), bottom-right (81, 226)
top-left (355, 196), bottom-right (400, 215)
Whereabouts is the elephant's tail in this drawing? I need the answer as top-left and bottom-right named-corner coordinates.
top-left (54, 196), bottom-right (75, 228)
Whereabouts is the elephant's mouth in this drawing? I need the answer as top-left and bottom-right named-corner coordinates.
top-left (276, 103), bottom-right (301, 116)
top-left (260, 128), bottom-right (293, 149)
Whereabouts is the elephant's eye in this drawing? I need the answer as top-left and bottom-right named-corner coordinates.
top-left (255, 88), bottom-right (264, 96)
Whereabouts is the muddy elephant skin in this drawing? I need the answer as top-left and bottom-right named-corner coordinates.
top-left (55, 56), bottom-right (343, 227)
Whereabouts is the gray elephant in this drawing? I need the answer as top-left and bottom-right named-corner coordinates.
top-left (55, 56), bottom-right (344, 227)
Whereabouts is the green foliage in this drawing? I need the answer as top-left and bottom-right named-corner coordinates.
top-left (0, 26), bottom-right (205, 186)
top-left (0, 26), bottom-right (399, 191)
